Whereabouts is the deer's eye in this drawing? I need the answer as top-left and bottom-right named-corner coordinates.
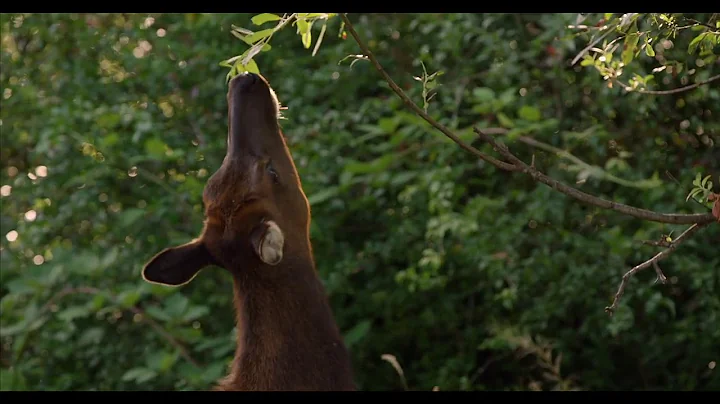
top-left (267, 160), bottom-right (279, 183)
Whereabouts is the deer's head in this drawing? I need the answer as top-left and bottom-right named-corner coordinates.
top-left (142, 73), bottom-right (311, 286)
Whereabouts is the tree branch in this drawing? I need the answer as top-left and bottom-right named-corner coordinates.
top-left (340, 13), bottom-right (714, 226)
top-left (615, 74), bottom-right (720, 96)
top-left (604, 223), bottom-right (706, 315)
top-left (472, 128), bottom-right (716, 225)
top-left (339, 13), bottom-right (518, 172)
top-left (338, 13), bottom-right (716, 317)
top-left (479, 126), bottom-right (659, 190)
top-left (684, 18), bottom-right (718, 31)
top-left (570, 22), bottom-right (619, 66)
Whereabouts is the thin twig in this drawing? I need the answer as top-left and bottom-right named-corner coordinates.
top-left (473, 128), bottom-right (716, 225)
top-left (604, 223), bottom-right (706, 315)
top-left (665, 170), bottom-right (710, 210)
top-left (380, 354), bottom-right (409, 391)
top-left (641, 239), bottom-right (672, 248)
top-left (570, 23), bottom-right (617, 66)
top-left (652, 261), bottom-right (667, 285)
top-left (339, 14), bottom-right (518, 172)
top-left (615, 74), bottom-right (720, 95)
top-left (469, 356), bottom-right (501, 385)
top-left (685, 18), bottom-right (718, 31)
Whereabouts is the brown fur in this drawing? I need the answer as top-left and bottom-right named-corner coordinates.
top-left (141, 73), bottom-right (356, 391)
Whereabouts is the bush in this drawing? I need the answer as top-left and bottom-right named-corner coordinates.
top-left (1, 13), bottom-right (718, 391)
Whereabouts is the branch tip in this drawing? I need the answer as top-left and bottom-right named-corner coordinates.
top-left (605, 223), bottom-right (705, 316)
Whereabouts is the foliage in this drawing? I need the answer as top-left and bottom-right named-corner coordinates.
top-left (569, 13), bottom-right (720, 93)
top-left (686, 173), bottom-right (717, 210)
top-left (1, 13), bottom-right (718, 392)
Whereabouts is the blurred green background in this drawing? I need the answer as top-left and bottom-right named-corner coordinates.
top-left (1, 13), bottom-right (718, 391)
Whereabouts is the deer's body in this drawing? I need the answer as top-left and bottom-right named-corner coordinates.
top-left (214, 252), bottom-right (355, 391)
top-left (141, 73), bottom-right (355, 391)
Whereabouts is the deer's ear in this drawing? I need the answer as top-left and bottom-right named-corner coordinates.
top-left (250, 220), bottom-right (284, 265)
top-left (142, 240), bottom-right (215, 286)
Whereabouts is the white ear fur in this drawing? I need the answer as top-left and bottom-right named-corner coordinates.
top-left (258, 220), bottom-right (284, 265)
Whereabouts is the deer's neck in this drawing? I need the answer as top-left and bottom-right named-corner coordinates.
top-left (221, 246), bottom-right (355, 391)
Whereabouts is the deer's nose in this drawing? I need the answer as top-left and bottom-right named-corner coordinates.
top-left (230, 72), bottom-right (259, 93)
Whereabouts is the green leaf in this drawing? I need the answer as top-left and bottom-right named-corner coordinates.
top-left (146, 350), bottom-right (179, 373)
top-left (121, 367), bottom-right (157, 384)
top-left (99, 247), bottom-right (119, 269)
top-left (145, 305), bottom-right (172, 322)
top-left (164, 293), bottom-right (190, 318)
top-left (518, 105), bottom-right (541, 122)
top-left (344, 319), bottom-right (371, 348)
top-left (427, 71), bottom-right (444, 81)
top-left (496, 112), bottom-right (515, 128)
top-left (378, 117), bottom-right (401, 134)
top-left (91, 294), bottom-right (106, 310)
top-left (645, 42), bottom-right (655, 57)
top-left (693, 172), bottom-right (702, 187)
top-left (97, 113), bottom-right (121, 129)
top-left (686, 188), bottom-right (702, 201)
top-left (307, 187), bottom-right (340, 206)
top-left (302, 30), bottom-right (312, 49)
top-left (244, 28), bottom-right (275, 44)
top-left (230, 24), bottom-right (253, 36)
top-left (183, 305), bottom-right (210, 322)
top-left (580, 55), bottom-right (596, 66)
top-left (297, 18), bottom-right (309, 35)
top-left (622, 33), bottom-right (640, 65)
top-left (219, 55), bottom-right (242, 67)
top-left (78, 327), bottom-right (105, 346)
top-left (144, 137), bottom-right (166, 158)
top-left (118, 208), bottom-right (146, 228)
top-left (606, 306), bottom-right (635, 337)
top-left (251, 13), bottom-right (281, 26)
top-left (119, 290), bottom-right (141, 308)
top-left (390, 171), bottom-right (419, 187)
top-left (688, 33), bottom-right (707, 54)
top-left (344, 154), bottom-right (395, 175)
top-left (231, 30), bottom-right (254, 46)
top-left (240, 43), bottom-right (264, 66)
top-left (0, 369), bottom-right (27, 391)
top-left (58, 305), bottom-right (91, 322)
top-left (201, 362), bottom-right (227, 383)
top-left (472, 87), bottom-right (495, 102)
top-left (241, 59), bottom-right (260, 75)
top-left (299, 13), bottom-right (335, 19)
top-left (5, 278), bottom-right (38, 294)
top-left (701, 175), bottom-right (711, 187)
top-left (604, 51), bottom-right (614, 63)
top-left (1, 305), bottom-right (43, 337)
top-left (0, 319), bottom-right (31, 337)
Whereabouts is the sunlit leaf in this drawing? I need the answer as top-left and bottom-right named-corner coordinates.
top-left (518, 105), bottom-right (541, 122)
top-left (121, 367), bottom-right (157, 383)
top-left (144, 138), bottom-right (167, 158)
top-left (251, 13), bottom-right (281, 26)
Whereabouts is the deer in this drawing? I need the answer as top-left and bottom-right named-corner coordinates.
top-left (140, 72), bottom-right (356, 391)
